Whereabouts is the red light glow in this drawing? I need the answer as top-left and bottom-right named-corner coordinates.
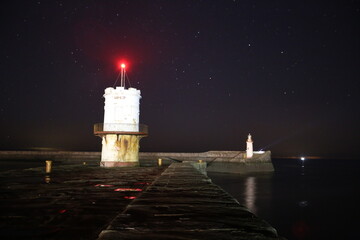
top-left (114, 188), bottom-right (142, 192)
top-left (124, 196), bottom-right (137, 200)
top-left (116, 60), bottom-right (129, 70)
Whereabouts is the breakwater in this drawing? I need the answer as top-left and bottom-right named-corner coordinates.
top-left (98, 162), bottom-right (283, 239)
top-left (0, 157), bottom-right (283, 239)
top-left (0, 150), bottom-right (274, 173)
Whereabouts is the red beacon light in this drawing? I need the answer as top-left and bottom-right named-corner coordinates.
top-left (117, 61), bottom-right (128, 87)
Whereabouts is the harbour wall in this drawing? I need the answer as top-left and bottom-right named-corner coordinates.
top-left (97, 162), bottom-right (283, 239)
top-left (0, 150), bottom-right (274, 173)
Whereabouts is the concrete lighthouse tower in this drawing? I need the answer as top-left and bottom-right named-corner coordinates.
top-left (246, 133), bottom-right (253, 158)
top-left (94, 63), bottom-right (148, 167)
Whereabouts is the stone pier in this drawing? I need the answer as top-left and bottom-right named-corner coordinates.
top-left (98, 162), bottom-right (284, 239)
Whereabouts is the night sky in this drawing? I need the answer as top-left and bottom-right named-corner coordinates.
top-left (1, 0), bottom-right (359, 158)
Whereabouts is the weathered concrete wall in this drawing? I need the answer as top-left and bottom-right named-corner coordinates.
top-left (0, 150), bottom-right (274, 173)
top-left (0, 150), bottom-right (264, 161)
top-left (206, 151), bottom-right (274, 173)
top-left (100, 134), bottom-right (142, 167)
top-left (139, 151), bottom-right (274, 173)
top-left (0, 150), bottom-right (101, 161)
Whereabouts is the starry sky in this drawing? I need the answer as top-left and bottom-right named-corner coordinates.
top-left (1, 0), bottom-right (359, 158)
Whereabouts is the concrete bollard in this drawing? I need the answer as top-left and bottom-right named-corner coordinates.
top-left (45, 160), bottom-right (52, 174)
top-left (158, 158), bottom-right (162, 166)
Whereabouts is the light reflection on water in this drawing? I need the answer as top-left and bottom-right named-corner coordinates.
top-left (44, 175), bottom-right (51, 184)
top-left (244, 176), bottom-right (257, 214)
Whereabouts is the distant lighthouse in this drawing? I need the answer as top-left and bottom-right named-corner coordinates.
top-left (94, 63), bottom-right (148, 167)
top-left (246, 133), bottom-right (253, 158)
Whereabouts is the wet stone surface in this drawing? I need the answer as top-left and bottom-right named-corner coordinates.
top-left (0, 164), bottom-right (165, 239)
top-left (99, 163), bottom-right (285, 240)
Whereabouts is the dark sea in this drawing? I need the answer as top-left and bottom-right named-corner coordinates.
top-left (209, 158), bottom-right (360, 240)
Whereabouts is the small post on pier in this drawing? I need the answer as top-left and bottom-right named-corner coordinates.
top-left (45, 160), bottom-right (52, 174)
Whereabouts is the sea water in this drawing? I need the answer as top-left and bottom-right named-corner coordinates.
top-left (208, 158), bottom-right (360, 240)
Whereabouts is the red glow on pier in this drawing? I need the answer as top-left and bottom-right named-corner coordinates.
top-left (124, 196), bottom-right (137, 200)
top-left (114, 188), bottom-right (142, 192)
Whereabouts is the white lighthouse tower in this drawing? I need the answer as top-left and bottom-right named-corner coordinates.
top-left (246, 133), bottom-right (253, 158)
top-left (94, 63), bottom-right (148, 167)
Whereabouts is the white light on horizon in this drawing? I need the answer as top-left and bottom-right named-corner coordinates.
top-left (301, 157), bottom-right (305, 161)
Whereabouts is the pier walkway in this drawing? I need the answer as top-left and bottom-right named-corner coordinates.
top-left (98, 163), bottom-right (283, 240)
